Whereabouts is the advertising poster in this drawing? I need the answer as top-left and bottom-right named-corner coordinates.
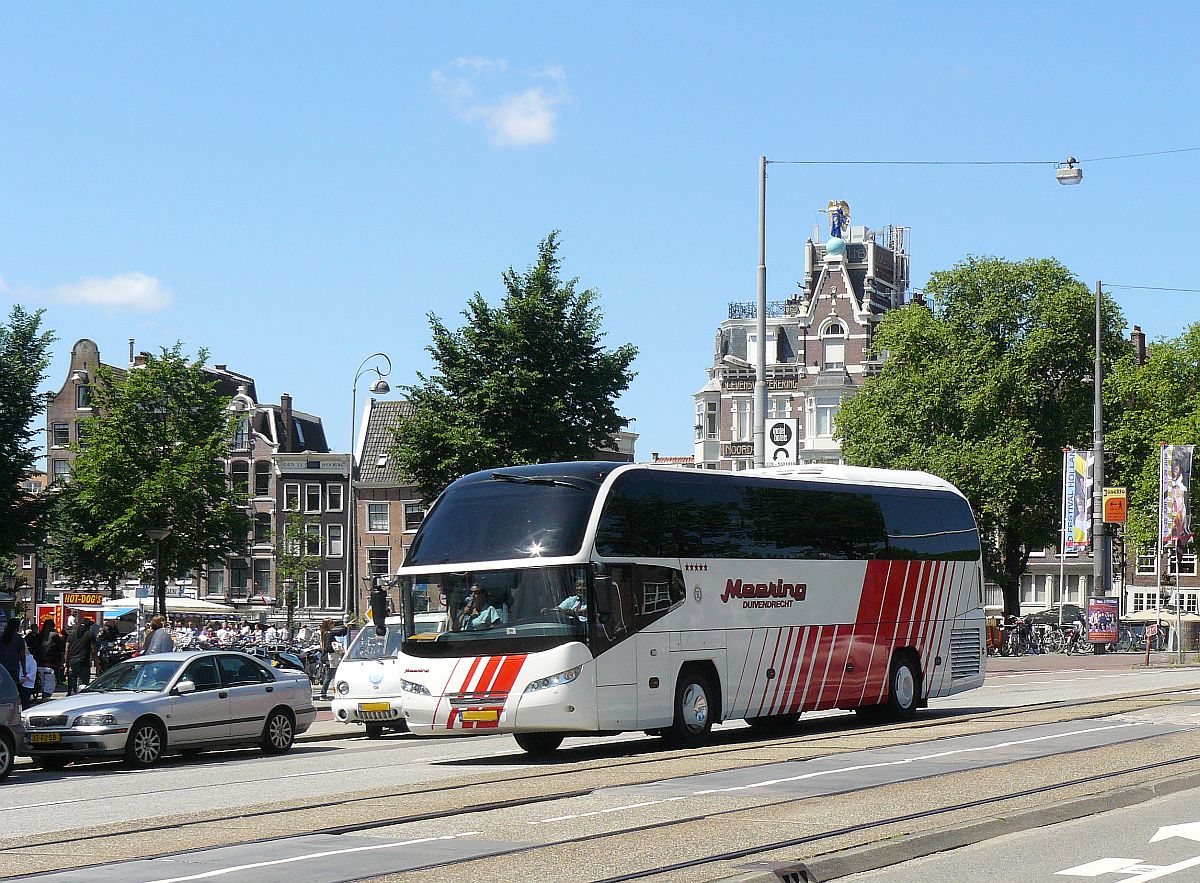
top-left (1161, 445), bottom-right (1194, 543)
top-left (1064, 449), bottom-right (1094, 552)
top-left (1087, 596), bottom-right (1119, 644)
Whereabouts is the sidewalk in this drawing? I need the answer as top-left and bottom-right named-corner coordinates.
top-left (987, 649), bottom-right (1200, 675)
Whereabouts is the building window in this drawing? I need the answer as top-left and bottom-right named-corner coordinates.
top-left (51, 423), bottom-right (69, 447)
top-left (51, 459), bottom-right (71, 485)
top-left (815, 396), bottom-right (840, 437)
top-left (229, 560), bottom-right (249, 598)
top-left (21, 554), bottom-right (33, 569)
top-left (822, 321), bottom-right (846, 370)
top-left (705, 402), bottom-right (718, 440)
top-left (403, 502), bottom-right (425, 532)
top-left (767, 396), bottom-right (792, 419)
top-left (231, 461), bottom-right (249, 495)
top-left (1137, 549), bottom-right (1157, 575)
top-left (304, 484), bottom-right (322, 513)
top-left (1167, 552), bottom-right (1197, 576)
top-left (734, 459), bottom-right (752, 471)
top-left (254, 461), bottom-right (271, 497)
top-left (284, 484), bottom-right (300, 512)
top-left (327, 571), bottom-right (343, 609)
top-left (367, 502), bottom-right (389, 533)
top-left (21, 480), bottom-right (39, 495)
top-left (1186, 594), bottom-right (1199, 614)
top-left (327, 484), bottom-right (344, 512)
top-left (1131, 593), bottom-right (1148, 613)
top-left (75, 384), bottom-right (92, 409)
top-left (232, 417), bottom-right (250, 450)
top-left (304, 523), bottom-right (322, 556)
top-left (76, 420), bottom-right (91, 448)
top-left (253, 513), bottom-right (272, 544)
top-left (206, 564), bottom-right (225, 596)
top-left (367, 548), bottom-right (390, 578)
top-left (327, 523), bottom-right (343, 557)
top-left (252, 559), bottom-right (272, 596)
top-left (304, 571), bottom-right (321, 608)
top-left (732, 398), bottom-right (753, 442)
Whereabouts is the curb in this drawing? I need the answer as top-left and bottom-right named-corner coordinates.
top-left (712, 769), bottom-right (1200, 882)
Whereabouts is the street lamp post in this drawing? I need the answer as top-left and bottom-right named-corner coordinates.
top-left (146, 528), bottom-right (171, 618)
top-left (1092, 280), bottom-right (1107, 604)
top-left (754, 155), bottom-right (768, 468)
top-left (347, 354), bottom-right (392, 621)
top-left (283, 578), bottom-right (296, 638)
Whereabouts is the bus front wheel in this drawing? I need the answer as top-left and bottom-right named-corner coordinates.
top-left (514, 732), bottom-right (564, 757)
top-left (667, 670), bottom-right (715, 747)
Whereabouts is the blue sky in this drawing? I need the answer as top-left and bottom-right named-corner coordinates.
top-left (3, 3), bottom-right (1197, 462)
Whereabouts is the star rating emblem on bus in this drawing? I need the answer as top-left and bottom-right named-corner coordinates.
top-left (684, 563), bottom-right (709, 571)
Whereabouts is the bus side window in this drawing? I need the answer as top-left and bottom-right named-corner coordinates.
top-left (632, 565), bottom-right (685, 625)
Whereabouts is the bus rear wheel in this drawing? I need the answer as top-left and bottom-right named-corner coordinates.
top-left (855, 653), bottom-right (921, 722)
top-left (514, 732), bottom-right (564, 757)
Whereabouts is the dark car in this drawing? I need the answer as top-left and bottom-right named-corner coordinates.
top-left (0, 665), bottom-right (23, 779)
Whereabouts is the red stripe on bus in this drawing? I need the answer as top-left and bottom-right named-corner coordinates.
top-left (874, 560), bottom-right (911, 704)
top-left (853, 560), bottom-right (892, 707)
top-left (915, 561), bottom-right (945, 683)
top-left (764, 627), bottom-right (797, 717)
top-left (775, 626), bottom-right (811, 716)
top-left (924, 561), bottom-right (954, 698)
top-left (754, 628), bottom-right (786, 717)
top-left (456, 656), bottom-right (482, 694)
top-left (474, 656), bottom-right (504, 694)
top-left (492, 655), bottom-right (527, 695)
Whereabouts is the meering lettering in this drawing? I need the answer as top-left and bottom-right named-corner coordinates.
top-left (720, 578), bottom-right (807, 608)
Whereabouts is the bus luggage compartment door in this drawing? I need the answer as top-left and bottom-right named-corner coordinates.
top-left (637, 631), bottom-right (672, 728)
top-left (594, 647), bottom-right (637, 730)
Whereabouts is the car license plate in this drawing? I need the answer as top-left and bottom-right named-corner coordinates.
top-left (359, 702), bottom-right (391, 712)
top-left (461, 709), bottom-right (499, 722)
top-left (31, 732), bottom-right (61, 744)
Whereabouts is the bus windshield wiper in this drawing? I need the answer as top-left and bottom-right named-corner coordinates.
top-left (490, 472), bottom-right (592, 491)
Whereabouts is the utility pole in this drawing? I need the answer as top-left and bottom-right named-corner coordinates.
top-left (754, 155), bottom-right (768, 469)
top-left (1093, 280), bottom-right (1106, 599)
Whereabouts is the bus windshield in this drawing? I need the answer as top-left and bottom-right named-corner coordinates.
top-left (404, 465), bottom-right (620, 566)
top-left (400, 565), bottom-right (589, 656)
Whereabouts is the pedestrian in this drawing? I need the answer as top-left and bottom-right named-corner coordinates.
top-left (142, 615), bottom-right (175, 655)
top-left (38, 620), bottom-right (64, 693)
top-left (318, 618), bottom-right (347, 700)
top-left (294, 623), bottom-right (310, 644)
top-left (65, 616), bottom-right (99, 695)
top-left (0, 619), bottom-right (32, 707)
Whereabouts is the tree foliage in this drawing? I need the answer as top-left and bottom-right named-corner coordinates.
top-left (0, 305), bottom-right (55, 559)
top-left (47, 346), bottom-right (250, 607)
top-left (275, 512), bottom-right (324, 600)
top-left (392, 232), bottom-right (638, 499)
top-left (1105, 323), bottom-right (1200, 559)
top-left (836, 257), bottom-right (1127, 614)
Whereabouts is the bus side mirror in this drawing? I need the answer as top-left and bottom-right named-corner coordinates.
top-left (370, 586), bottom-right (389, 637)
top-left (593, 577), bottom-right (613, 618)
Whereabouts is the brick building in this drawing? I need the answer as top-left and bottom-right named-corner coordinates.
top-left (693, 206), bottom-right (909, 469)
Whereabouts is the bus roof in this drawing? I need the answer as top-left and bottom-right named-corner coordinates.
top-left (632, 462), bottom-right (966, 497)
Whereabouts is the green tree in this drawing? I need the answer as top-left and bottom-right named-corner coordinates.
top-left (392, 232), bottom-right (638, 498)
top-left (0, 305), bottom-right (56, 560)
top-left (47, 345), bottom-right (250, 615)
top-left (275, 513), bottom-right (324, 632)
top-left (1105, 323), bottom-right (1200, 563)
top-left (836, 257), bottom-right (1126, 615)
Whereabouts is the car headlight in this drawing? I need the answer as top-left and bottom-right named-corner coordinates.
top-left (524, 665), bottom-right (583, 693)
top-left (73, 712), bottom-right (118, 727)
top-left (400, 679), bottom-right (431, 696)
top-left (335, 681), bottom-right (350, 695)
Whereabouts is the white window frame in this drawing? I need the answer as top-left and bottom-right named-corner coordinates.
top-left (1167, 551), bottom-right (1197, 576)
top-left (403, 501), bottom-right (425, 533)
top-left (767, 396), bottom-right (792, 419)
top-left (1136, 549), bottom-right (1157, 576)
top-left (51, 459), bottom-right (71, 485)
top-left (304, 523), bottom-right (322, 556)
top-left (367, 502), bottom-right (390, 533)
top-left (21, 553), bottom-right (33, 569)
top-left (327, 523), bottom-right (343, 558)
top-left (51, 423), bottom-right (69, 448)
top-left (326, 483), bottom-right (344, 512)
top-left (284, 483), bottom-right (300, 512)
top-left (705, 401), bottom-right (718, 440)
top-left (303, 571), bottom-right (321, 608)
top-left (304, 483), bottom-right (322, 514)
top-left (326, 571), bottom-right (344, 609)
top-left (815, 396), bottom-right (839, 437)
top-left (367, 547), bottom-right (390, 578)
top-left (732, 397), bottom-right (753, 442)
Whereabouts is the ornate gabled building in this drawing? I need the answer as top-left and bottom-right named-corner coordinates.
top-left (694, 204), bottom-right (910, 469)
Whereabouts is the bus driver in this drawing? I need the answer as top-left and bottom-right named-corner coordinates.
top-left (461, 585), bottom-right (504, 631)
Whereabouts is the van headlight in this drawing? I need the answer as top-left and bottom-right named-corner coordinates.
top-left (400, 679), bottom-right (431, 696)
top-left (524, 665), bottom-right (582, 693)
top-left (335, 681), bottom-right (349, 695)
top-left (73, 712), bottom-right (118, 727)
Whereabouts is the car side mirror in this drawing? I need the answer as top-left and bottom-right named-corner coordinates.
top-left (173, 679), bottom-right (196, 695)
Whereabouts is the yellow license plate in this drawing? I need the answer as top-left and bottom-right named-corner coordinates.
top-left (31, 732), bottom-right (61, 744)
top-left (461, 709), bottom-right (499, 722)
top-left (358, 702), bottom-right (391, 712)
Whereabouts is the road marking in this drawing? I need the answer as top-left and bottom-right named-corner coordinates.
top-left (532, 796), bottom-right (688, 825)
top-left (141, 832), bottom-right (481, 883)
top-left (1118, 855), bottom-right (1200, 882)
top-left (1056, 857), bottom-right (1151, 876)
top-left (692, 721), bottom-right (1144, 795)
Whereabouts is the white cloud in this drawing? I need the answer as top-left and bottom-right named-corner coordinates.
top-left (52, 272), bottom-right (172, 311)
top-left (432, 57), bottom-right (570, 148)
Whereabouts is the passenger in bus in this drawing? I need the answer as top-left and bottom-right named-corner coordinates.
top-left (543, 578), bottom-right (587, 620)
top-left (460, 585), bottom-right (504, 631)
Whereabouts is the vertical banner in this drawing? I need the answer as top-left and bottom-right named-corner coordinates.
top-left (1087, 596), bottom-right (1119, 644)
top-left (1064, 449), bottom-right (1094, 552)
top-left (1161, 445), bottom-right (1195, 543)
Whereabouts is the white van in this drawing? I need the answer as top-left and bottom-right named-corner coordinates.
top-left (331, 612), bottom-right (446, 738)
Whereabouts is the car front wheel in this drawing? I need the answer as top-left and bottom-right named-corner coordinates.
top-left (0, 729), bottom-right (13, 780)
top-left (125, 719), bottom-right (165, 767)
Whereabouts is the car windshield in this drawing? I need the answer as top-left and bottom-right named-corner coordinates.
top-left (345, 623), bottom-right (405, 660)
top-left (400, 565), bottom-right (589, 656)
top-left (85, 659), bottom-right (182, 693)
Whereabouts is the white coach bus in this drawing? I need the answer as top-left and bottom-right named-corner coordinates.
top-left (386, 462), bottom-right (986, 755)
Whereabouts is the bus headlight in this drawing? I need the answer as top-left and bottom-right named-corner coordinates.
top-left (523, 665), bottom-right (582, 694)
top-left (400, 679), bottom-right (431, 696)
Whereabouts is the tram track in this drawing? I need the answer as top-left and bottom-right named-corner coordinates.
top-left (3, 685), bottom-right (1198, 879)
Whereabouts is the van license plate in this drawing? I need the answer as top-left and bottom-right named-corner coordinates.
top-left (359, 702), bottom-right (391, 712)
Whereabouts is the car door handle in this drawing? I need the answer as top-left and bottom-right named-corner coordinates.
top-left (265, 686), bottom-right (274, 693)
top-left (218, 691), bottom-right (228, 698)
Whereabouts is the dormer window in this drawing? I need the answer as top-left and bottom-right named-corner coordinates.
top-left (822, 321), bottom-right (846, 370)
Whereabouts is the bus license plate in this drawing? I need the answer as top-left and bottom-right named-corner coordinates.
top-left (359, 702), bottom-right (391, 712)
top-left (31, 732), bottom-right (61, 744)
top-left (461, 709), bottom-right (499, 722)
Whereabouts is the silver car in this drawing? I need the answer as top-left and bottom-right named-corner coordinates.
top-left (21, 651), bottom-right (316, 768)
top-left (0, 666), bottom-right (23, 779)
